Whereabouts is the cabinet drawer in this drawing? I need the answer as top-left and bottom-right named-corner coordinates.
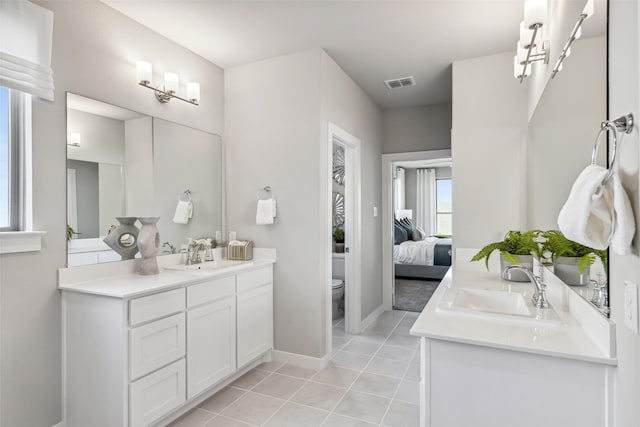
top-left (130, 313), bottom-right (186, 381)
top-left (237, 266), bottom-right (272, 293)
top-left (129, 359), bottom-right (186, 427)
top-left (187, 276), bottom-right (235, 308)
top-left (130, 288), bottom-right (185, 326)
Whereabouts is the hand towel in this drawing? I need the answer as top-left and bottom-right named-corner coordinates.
top-left (173, 200), bottom-right (193, 224)
top-left (609, 172), bottom-right (635, 255)
top-left (557, 164), bottom-right (612, 250)
top-left (256, 199), bottom-right (276, 225)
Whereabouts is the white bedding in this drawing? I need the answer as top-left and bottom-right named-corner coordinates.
top-left (393, 237), bottom-right (452, 266)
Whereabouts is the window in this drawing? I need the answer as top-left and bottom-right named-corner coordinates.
top-left (0, 86), bottom-right (16, 231)
top-left (436, 178), bottom-right (452, 235)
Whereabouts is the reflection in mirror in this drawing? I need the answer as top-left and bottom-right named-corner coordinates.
top-left (527, 1), bottom-right (608, 314)
top-left (66, 93), bottom-right (223, 267)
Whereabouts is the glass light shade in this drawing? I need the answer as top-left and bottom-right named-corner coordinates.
top-left (524, 0), bottom-right (547, 29)
top-left (69, 132), bottom-right (81, 147)
top-left (574, 25), bottom-right (582, 40)
top-left (564, 47), bottom-right (572, 58)
top-left (136, 61), bottom-right (152, 84)
top-left (187, 82), bottom-right (200, 102)
top-left (517, 45), bottom-right (529, 65)
top-left (583, 0), bottom-right (594, 18)
top-left (519, 21), bottom-right (536, 49)
top-left (514, 56), bottom-right (531, 79)
top-left (164, 72), bottom-right (179, 93)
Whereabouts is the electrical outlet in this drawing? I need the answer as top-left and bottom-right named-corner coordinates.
top-left (623, 281), bottom-right (639, 334)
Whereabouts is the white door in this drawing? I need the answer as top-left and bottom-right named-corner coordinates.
top-left (187, 296), bottom-right (236, 398)
top-left (237, 284), bottom-right (273, 368)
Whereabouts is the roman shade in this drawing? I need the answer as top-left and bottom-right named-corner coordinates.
top-left (0, 0), bottom-right (54, 101)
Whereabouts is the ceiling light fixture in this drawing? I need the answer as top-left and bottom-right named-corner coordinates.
top-left (551, 0), bottom-right (593, 79)
top-left (136, 61), bottom-right (200, 105)
top-left (514, 0), bottom-right (550, 83)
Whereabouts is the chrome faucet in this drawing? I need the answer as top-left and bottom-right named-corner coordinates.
top-left (186, 245), bottom-right (202, 265)
top-left (502, 265), bottom-right (548, 309)
top-left (161, 241), bottom-right (176, 254)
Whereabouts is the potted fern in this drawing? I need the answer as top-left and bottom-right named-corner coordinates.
top-left (333, 228), bottom-right (345, 253)
top-left (471, 230), bottom-right (542, 282)
top-left (542, 230), bottom-right (607, 286)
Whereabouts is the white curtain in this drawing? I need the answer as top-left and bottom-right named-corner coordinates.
top-left (0, 0), bottom-right (55, 101)
top-left (416, 169), bottom-right (436, 235)
top-left (394, 167), bottom-right (405, 213)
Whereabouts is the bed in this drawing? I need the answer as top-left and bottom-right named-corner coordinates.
top-left (393, 226), bottom-right (452, 280)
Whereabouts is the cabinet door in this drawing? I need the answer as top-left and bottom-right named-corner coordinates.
top-left (237, 283), bottom-right (273, 368)
top-left (187, 296), bottom-right (236, 398)
top-left (129, 359), bottom-right (186, 427)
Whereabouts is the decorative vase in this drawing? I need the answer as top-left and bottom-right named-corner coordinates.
top-left (137, 217), bottom-right (161, 275)
top-left (103, 217), bottom-right (139, 260)
top-left (553, 256), bottom-right (591, 286)
top-left (335, 242), bottom-right (345, 253)
top-left (500, 253), bottom-right (534, 282)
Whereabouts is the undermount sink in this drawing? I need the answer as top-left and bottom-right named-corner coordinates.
top-left (437, 287), bottom-right (562, 325)
top-left (164, 259), bottom-right (253, 271)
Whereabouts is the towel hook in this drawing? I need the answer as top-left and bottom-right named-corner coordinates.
top-left (591, 113), bottom-right (634, 182)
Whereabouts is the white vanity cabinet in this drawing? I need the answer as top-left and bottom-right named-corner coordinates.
top-left (61, 263), bottom-right (274, 427)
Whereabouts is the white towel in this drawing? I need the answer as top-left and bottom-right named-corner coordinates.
top-left (610, 172), bottom-right (635, 255)
top-left (173, 200), bottom-right (193, 224)
top-left (558, 164), bottom-right (635, 254)
top-left (256, 199), bottom-right (276, 225)
top-left (558, 165), bottom-right (612, 250)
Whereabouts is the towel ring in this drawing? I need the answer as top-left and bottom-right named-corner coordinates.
top-left (180, 189), bottom-right (192, 202)
top-left (591, 113), bottom-right (634, 182)
top-left (257, 186), bottom-right (273, 200)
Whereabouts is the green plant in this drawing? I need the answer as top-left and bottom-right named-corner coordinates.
top-left (471, 230), bottom-right (542, 270)
top-left (541, 230), bottom-right (607, 274)
top-left (333, 228), bottom-right (344, 243)
top-left (66, 225), bottom-right (80, 241)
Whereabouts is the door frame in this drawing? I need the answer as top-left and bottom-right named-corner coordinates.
top-left (326, 123), bottom-right (362, 355)
top-left (381, 149), bottom-right (452, 310)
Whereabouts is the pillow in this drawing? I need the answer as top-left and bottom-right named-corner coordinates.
top-left (399, 217), bottom-right (415, 237)
top-left (394, 223), bottom-right (408, 245)
top-left (412, 226), bottom-right (425, 241)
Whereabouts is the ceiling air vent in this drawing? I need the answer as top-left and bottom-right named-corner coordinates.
top-left (384, 76), bottom-right (416, 90)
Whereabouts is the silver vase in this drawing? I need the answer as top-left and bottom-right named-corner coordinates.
top-left (137, 217), bottom-right (160, 275)
top-left (103, 217), bottom-right (139, 260)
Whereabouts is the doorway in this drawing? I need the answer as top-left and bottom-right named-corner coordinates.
top-left (326, 123), bottom-right (362, 356)
top-left (381, 149), bottom-right (452, 311)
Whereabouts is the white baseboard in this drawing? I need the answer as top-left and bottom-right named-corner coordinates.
top-left (360, 304), bottom-right (385, 332)
top-left (272, 349), bottom-right (331, 370)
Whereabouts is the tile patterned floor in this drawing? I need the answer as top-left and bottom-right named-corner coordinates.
top-left (169, 310), bottom-right (420, 427)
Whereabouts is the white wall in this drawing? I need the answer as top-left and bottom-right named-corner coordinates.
top-left (0, 0), bottom-right (224, 425)
top-left (124, 116), bottom-right (154, 216)
top-left (66, 109), bottom-right (124, 165)
top-left (225, 49), bottom-right (382, 359)
top-left (382, 104), bottom-right (451, 154)
top-left (609, 1), bottom-right (640, 425)
top-left (451, 52), bottom-right (528, 250)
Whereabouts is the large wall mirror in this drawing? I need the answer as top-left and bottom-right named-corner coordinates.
top-left (527, 1), bottom-right (608, 313)
top-left (66, 93), bottom-right (223, 266)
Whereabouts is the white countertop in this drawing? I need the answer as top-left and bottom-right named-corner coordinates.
top-left (410, 260), bottom-right (617, 366)
top-left (58, 249), bottom-right (276, 299)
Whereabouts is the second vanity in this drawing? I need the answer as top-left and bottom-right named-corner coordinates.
top-left (58, 250), bottom-right (275, 427)
top-left (410, 256), bottom-right (617, 427)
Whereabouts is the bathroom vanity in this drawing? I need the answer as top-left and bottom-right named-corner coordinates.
top-left (410, 258), bottom-right (616, 427)
top-left (58, 251), bottom-right (275, 427)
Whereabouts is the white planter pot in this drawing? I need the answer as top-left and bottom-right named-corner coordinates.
top-left (553, 256), bottom-right (591, 286)
top-left (500, 253), bottom-right (534, 282)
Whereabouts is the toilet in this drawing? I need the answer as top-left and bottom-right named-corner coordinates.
top-left (332, 254), bottom-right (345, 320)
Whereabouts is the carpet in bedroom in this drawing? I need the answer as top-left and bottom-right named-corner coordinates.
top-left (393, 278), bottom-right (441, 312)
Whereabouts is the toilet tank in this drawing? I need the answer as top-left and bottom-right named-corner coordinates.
top-left (332, 253), bottom-right (345, 281)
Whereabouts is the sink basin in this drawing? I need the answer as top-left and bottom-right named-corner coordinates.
top-left (164, 259), bottom-right (253, 271)
top-left (437, 287), bottom-right (562, 325)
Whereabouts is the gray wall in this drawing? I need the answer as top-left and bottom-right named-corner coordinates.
top-left (609, 0), bottom-right (640, 424)
top-left (0, 0), bottom-right (224, 425)
top-left (382, 104), bottom-right (451, 154)
top-left (66, 159), bottom-right (99, 238)
top-left (225, 49), bottom-right (382, 359)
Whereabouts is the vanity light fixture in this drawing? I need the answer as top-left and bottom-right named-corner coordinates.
top-left (136, 61), bottom-right (200, 106)
top-left (67, 132), bottom-right (81, 147)
top-left (514, 0), bottom-right (550, 83)
top-left (551, 0), bottom-right (592, 79)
